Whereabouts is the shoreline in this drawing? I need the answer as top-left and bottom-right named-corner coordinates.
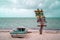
top-left (0, 29), bottom-right (60, 33)
top-left (0, 29), bottom-right (60, 40)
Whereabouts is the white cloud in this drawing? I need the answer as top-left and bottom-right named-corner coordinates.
top-left (0, 7), bottom-right (35, 17)
top-left (49, 1), bottom-right (60, 9)
top-left (9, 0), bottom-right (17, 4)
top-left (0, 0), bottom-right (60, 17)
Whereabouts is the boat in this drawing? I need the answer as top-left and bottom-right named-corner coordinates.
top-left (10, 27), bottom-right (28, 38)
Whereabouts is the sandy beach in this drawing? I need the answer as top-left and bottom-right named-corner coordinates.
top-left (0, 30), bottom-right (60, 40)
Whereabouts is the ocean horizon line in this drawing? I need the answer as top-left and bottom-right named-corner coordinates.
top-left (0, 17), bottom-right (60, 19)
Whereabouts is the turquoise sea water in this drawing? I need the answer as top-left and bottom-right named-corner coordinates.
top-left (0, 18), bottom-right (60, 30)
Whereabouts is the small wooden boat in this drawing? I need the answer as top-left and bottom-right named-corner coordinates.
top-left (10, 27), bottom-right (28, 38)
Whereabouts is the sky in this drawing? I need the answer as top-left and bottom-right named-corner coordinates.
top-left (0, 0), bottom-right (60, 17)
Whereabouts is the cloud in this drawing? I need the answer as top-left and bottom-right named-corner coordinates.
top-left (0, 0), bottom-right (55, 9)
top-left (0, 7), bottom-right (35, 17)
top-left (0, 0), bottom-right (60, 17)
top-left (16, 0), bottom-right (41, 9)
top-left (49, 1), bottom-right (60, 10)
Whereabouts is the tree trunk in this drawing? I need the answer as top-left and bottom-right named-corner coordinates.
top-left (39, 25), bottom-right (43, 34)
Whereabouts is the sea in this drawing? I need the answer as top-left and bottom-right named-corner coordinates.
top-left (0, 17), bottom-right (60, 30)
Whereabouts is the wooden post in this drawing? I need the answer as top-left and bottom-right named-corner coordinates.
top-left (40, 27), bottom-right (42, 34)
top-left (40, 25), bottom-right (43, 34)
top-left (38, 23), bottom-right (45, 34)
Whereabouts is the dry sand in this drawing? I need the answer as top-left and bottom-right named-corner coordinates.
top-left (0, 30), bottom-right (60, 40)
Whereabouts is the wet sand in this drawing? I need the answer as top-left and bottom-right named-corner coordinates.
top-left (0, 30), bottom-right (60, 40)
